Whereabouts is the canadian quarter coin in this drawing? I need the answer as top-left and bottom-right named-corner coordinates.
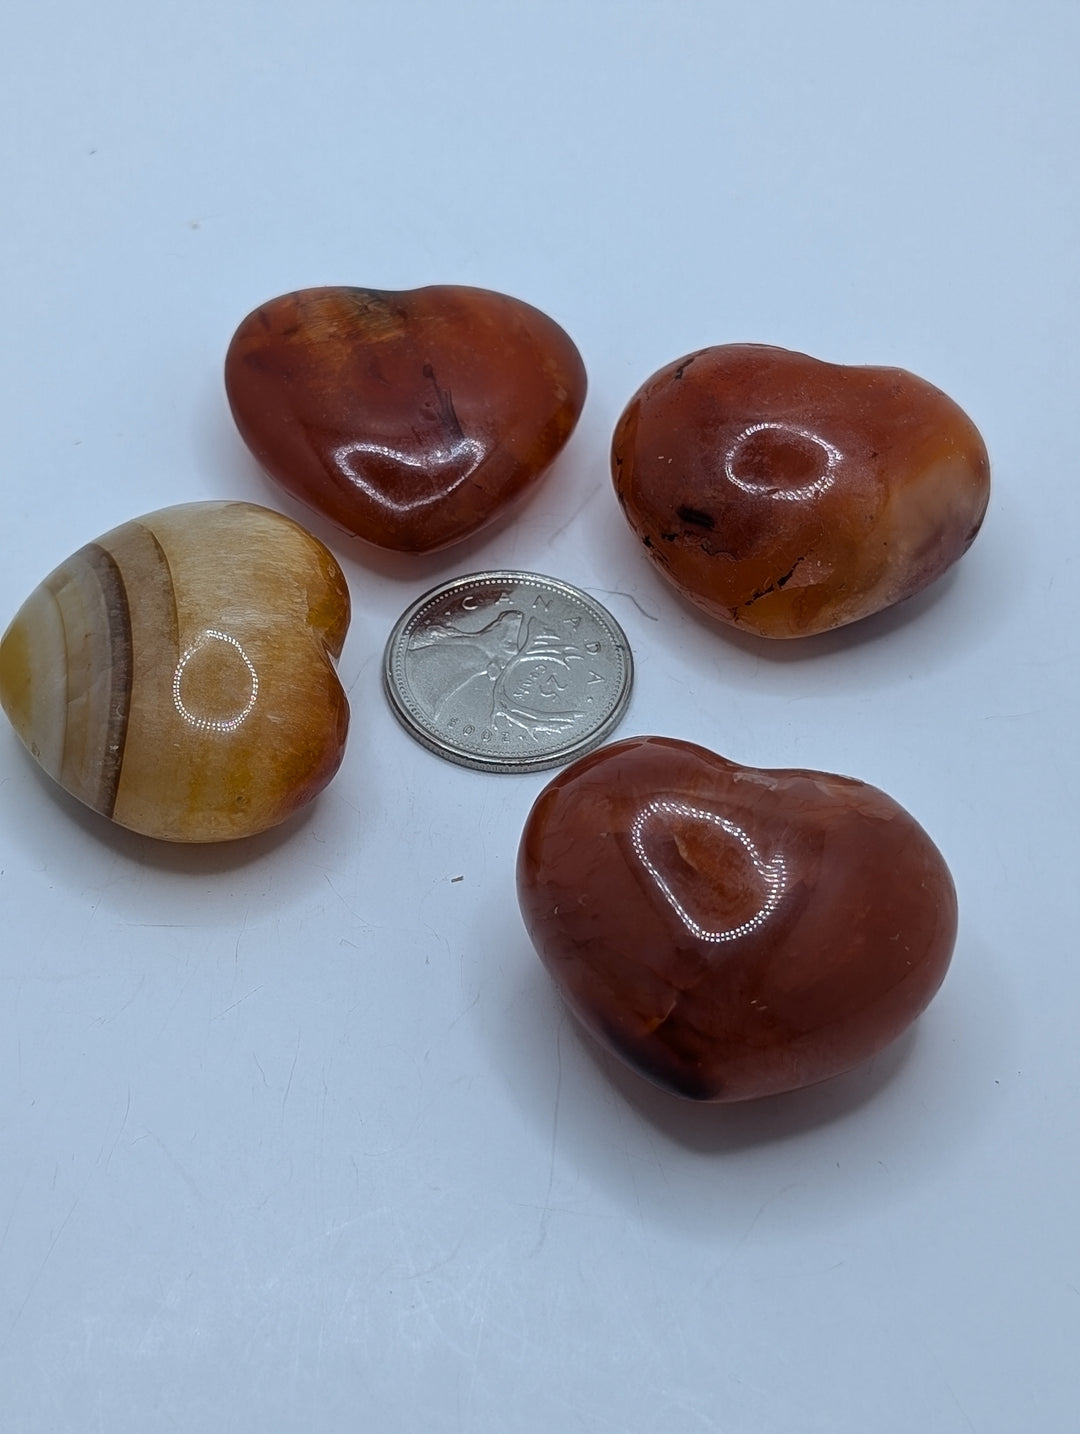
top-left (383, 571), bottom-right (634, 773)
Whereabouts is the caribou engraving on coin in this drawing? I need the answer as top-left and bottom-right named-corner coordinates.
top-left (384, 573), bottom-right (633, 772)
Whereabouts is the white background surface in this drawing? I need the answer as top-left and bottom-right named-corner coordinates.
top-left (1, 3), bottom-right (1077, 1431)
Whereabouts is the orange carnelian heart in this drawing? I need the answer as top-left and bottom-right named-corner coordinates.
top-left (612, 344), bottom-right (990, 637)
top-left (518, 736), bottom-right (957, 1102)
top-left (226, 285), bottom-right (587, 553)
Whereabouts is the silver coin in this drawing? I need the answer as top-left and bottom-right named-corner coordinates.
top-left (383, 571), bottom-right (634, 773)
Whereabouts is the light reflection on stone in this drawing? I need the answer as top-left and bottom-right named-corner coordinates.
top-left (630, 797), bottom-right (786, 942)
top-left (724, 420), bottom-right (841, 502)
top-left (331, 435), bottom-right (484, 515)
top-left (172, 628), bottom-right (260, 735)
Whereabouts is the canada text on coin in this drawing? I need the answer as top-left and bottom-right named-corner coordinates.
top-left (383, 572), bottom-right (634, 772)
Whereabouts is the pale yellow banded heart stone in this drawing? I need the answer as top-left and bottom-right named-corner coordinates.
top-left (0, 501), bottom-right (350, 841)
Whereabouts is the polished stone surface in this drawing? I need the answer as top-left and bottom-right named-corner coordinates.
top-left (517, 736), bottom-right (957, 1101)
top-left (0, 502), bottom-right (350, 842)
top-left (225, 285), bottom-right (587, 553)
top-left (611, 344), bottom-right (990, 637)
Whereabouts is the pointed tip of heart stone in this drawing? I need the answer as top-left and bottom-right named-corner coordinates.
top-left (517, 735), bottom-right (958, 1102)
top-left (224, 284), bottom-right (588, 553)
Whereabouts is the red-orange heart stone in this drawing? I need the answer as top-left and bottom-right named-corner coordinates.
top-left (611, 344), bottom-right (990, 637)
top-left (517, 736), bottom-right (957, 1102)
top-left (225, 285), bottom-right (587, 553)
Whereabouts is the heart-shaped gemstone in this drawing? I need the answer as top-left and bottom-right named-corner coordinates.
top-left (517, 736), bottom-right (957, 1101)
top-left (611, 344), bottom-right (990, 637)
top-left (225, 285), bottom-right (587, 553)
top-left (0, 502), bottom-right (350, 842)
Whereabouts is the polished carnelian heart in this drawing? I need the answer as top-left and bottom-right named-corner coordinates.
top-left (517, 736), bottom-right (957, 1102)
top-left (225, 285), bottom-right (587, 553)
top-left (611, 344), bottom-right (990, 637)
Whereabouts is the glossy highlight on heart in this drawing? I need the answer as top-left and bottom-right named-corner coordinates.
top-left (0, 502), bottom-right (350, 842)
top-left (611, 344), bottom-right (991, 637)
top-left (517, 736), bottom-right (958, 1102)
top-left (225, 284), bottom-right (587, 553)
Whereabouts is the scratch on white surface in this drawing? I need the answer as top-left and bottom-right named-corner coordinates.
top-left (100, 1087), bottom-right (132, 1171)
top-left (403, 1238), bottom-right (466, 1283)
top-left (530, 1015), bottom-right (566, 1256)
top-left (447, 990), bottom-right (481, 1031)
top-left (945, 1380), bottom-right (981, 1432)
top-left (638, 1120), bottom-right (676, 1201)
top-left (281, 1032), bottom-right (302, 1120)
top-left (323, 872), bottom-right (365, 923)
top-left (123, 922), bottom-right (198, 931)
top-left (0, 1196), bottom-right (81, 1355)
top-left (458, 1260), bottom-right (512, 1428)
top-left (462, 1296), bottom-right (488, 1423)
top-left (0, 1171), bottom-right (30, 1261)
top-left (389, 1219), bottom-right (462, 1356)
top-left (137, 1133), bottom-right (206, 1202)
top-left (345, 650), bottom-right (377, 696)
top-left (713, 1182), bottom-right (805, 1278)
top-left (156, 961), bottom-right (200, 1038)
top-left (653, 1402), bottom-right (714, 1433)
top-left (79, 853), bottom-right (130, 929)
top-left (92, 976), bottom-right (147, 1027)
top-left (590, 586), bottom-right (661, 621)
top-left (212, 986), bottom-right (263, 1020)
top-left (546, 482), bottom-right (603, 540)
top-left (423, 923), bottom-right (453, 967)
top-left (329, 783), bottom-right (364, 818)
top-left (611, 1093), bottom-right (650, 1237)
top-left (234, 904), bottom-right (251, 964)
top-left (314, 1068), bottom-right (329, 1237)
